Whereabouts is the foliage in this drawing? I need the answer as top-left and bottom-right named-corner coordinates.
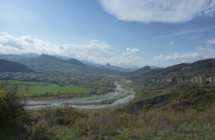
top-left (24, 120), bottom-right (53, 140)
top-left (0, 84), bottom-right (27, 127)
top-left (39, 105), bottom-right (88, 125)
top-left (0, 59), bottom-right (34, 72)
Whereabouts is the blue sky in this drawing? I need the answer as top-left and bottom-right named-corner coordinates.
top-left (0, 0), bottom-right (215, 68)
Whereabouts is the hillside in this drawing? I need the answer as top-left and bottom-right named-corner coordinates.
top-left (132, 66), bottom-right (152, 74)
top-left (19, 54), bottom-right (65, 65)
top-left (16, 54), bottom-right (121, 74)
top-left (122, 65), bottom-right (153, 77)
top-left (17, 54), bottom-right (90, 73)
top-left (0, 59), bottom-right (34, 72)
top-left (66, 58), bottom-right (86, 67)
top-left (143, 58), bottom-right (215, 77)
top-left (0, 53), bottom-right (39, 61)
top-left (0, 54), bottom-right (131, 73)
top-left (119, 58), bottom-right (215, 116)
top-left (131, 58), bottom-right (215, 85)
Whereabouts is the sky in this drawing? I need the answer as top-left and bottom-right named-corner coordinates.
top-left (0, 0), bottom-right (215, 68)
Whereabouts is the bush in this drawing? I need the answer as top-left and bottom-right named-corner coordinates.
top-left (0, 84), bottom-right (27, 128)
top-left (25, 120), bottom-right (53, 140)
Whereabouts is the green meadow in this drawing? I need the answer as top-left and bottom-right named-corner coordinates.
top-left (4, 80), bottom-right (90, 96)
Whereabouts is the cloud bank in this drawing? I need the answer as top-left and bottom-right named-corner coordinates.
top-left (0, 33), bottom-right (214, 68)
top-left (99, 0), bottom-right (215, 23)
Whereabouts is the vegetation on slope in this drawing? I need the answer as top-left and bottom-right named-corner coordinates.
top-left (140, 58), bottom-right (215, 78)
top-left (122, 66), bottom-right (152, 77)
top-left (1, 80), bottom-right (215, 140)
top-left (0, 59), bottom-right (34, 72)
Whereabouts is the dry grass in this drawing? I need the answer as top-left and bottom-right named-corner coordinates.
top-left (29, 104), bottom-right (215, 140)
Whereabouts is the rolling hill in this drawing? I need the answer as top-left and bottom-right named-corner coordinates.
top-left (17, 54), bottom-right (88, 73)
top-left (140, 58), bottom-right (215, 78)
top-left (0, 53), bottom-right (39, 61)
top-left (132, 58), bottom-right (215, 85)
top-left (16, 54), bottom-right (122, 74)
top-left (0, 53), bottom-right (135, 74)
top-left (0, 59), bottom-right (34, 72)
top-left (122, 66), bottom-right (153, 77)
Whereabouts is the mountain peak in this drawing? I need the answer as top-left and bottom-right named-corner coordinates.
top-left (106, 63), bottom-right (111, 66)
top-left (67, 58), bottom-right (86, 67)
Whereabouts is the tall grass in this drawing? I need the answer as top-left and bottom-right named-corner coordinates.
top-left (35, 105), bottom-right (215, 140)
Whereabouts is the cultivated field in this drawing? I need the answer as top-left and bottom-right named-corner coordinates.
top-left (2, 80), bottom-right (90, 96)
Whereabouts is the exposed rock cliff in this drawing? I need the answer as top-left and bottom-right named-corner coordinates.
top-left (138, 75), bottom-right (214, 84)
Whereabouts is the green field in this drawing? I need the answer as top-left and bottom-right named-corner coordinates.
top-left (2, 80), bottom-right (90, 96)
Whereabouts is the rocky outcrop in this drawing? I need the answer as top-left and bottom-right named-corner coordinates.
top-left (138, 75), bottom-right (215, 84)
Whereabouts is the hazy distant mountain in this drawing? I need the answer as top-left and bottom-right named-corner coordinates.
top-left (16, 54), bottom-right (120, 74)
top-left (19, 54), bottom-right (86, 67)
top-left (0, 59), bottom-right (34, 73)
top-left (150, 66), bottom-right (164, 69)
top-left (133, 66), bottom-right (152, 73)
top-left (0, 53), bottom-right (135, 73)
top-left (18, 54), bottom-right (63, 65)
top-left (81, 60), bottom-right (132, 72)
top-left (66, 58), bottom-right (86, 67)
top-left (122, 66), bottom-right (152, 77)
top-left (106, 63), bottom-right (111, 66)
top-left (80, 60), bottom-right (103, 67)
top-left (0, 53), bottom-right (39, 61)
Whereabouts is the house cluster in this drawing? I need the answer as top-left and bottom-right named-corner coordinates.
top-left (0, 72), bottom-right (51, 81)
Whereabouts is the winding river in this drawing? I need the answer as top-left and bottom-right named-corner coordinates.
top-left (25, 81), bottom-right (135, 110)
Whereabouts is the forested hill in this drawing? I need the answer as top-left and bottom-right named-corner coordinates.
top-left (0, 59), bottom-right (34, 72)
top-left (139, 58), bottom-right (215, 78)
top-left (66, 58), bottom-right (86, 67)
top-left (122, 66), bottom-right (153, 77)
top-left (19, 54), bottom-right (86, 67)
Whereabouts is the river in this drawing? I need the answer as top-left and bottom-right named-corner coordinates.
top-left (25, 81), bottom-right (135, 110)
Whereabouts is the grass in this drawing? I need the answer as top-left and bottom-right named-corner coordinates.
top-left (4, 80), bottom-right (90, 96)
top-left (1, 82), bottom-right (215, 140)
top-left (23, 105), bottom-right (215, 140)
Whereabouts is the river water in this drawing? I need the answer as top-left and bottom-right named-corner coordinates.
top-left (25, 81), bottom-right (135, 110)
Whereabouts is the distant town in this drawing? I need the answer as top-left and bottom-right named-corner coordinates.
top-left (0, 72), bottom-right (50, 81)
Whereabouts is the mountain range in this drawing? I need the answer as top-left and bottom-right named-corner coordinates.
top-left (0, 54), bottom-right (215, 83)
top-left (0, 54), bottom-right (133, 74)
top-left (0, 59), bottom-right (34, 73)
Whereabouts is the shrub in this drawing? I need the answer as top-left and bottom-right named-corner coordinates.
top-left (25, 120), bottom-right (53, 140)
top-left (0, 84), bottom-right (27, 128)
top-left (119, 114), bottom-right (132, 127)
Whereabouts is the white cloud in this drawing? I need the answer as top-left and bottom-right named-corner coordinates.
top-left (152, 52), bottom-right (200, 66)
top-left (168, 41), bottom-right (175, 45)
top-left (196, 46), bottom-right (215, 59)
top-left (0, 33), bottom-right (113, 61)
top-left (0, 33), bottom-right (214, 68)
top-left (206, 39), bottom-right (215, 44)
top-left (126, 47), bottom-right (144, 54)
top-left (0, 32), bottom-right (8, 35)
top-left (122, 52), bottom-right (129, 55)
top-left (0, 34), bottom-right (145, 67)
top-left (99, 0), bottom-right (215, 23)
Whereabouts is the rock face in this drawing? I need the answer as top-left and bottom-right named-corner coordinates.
top-left (138, 75), bottom-right (214, 84)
